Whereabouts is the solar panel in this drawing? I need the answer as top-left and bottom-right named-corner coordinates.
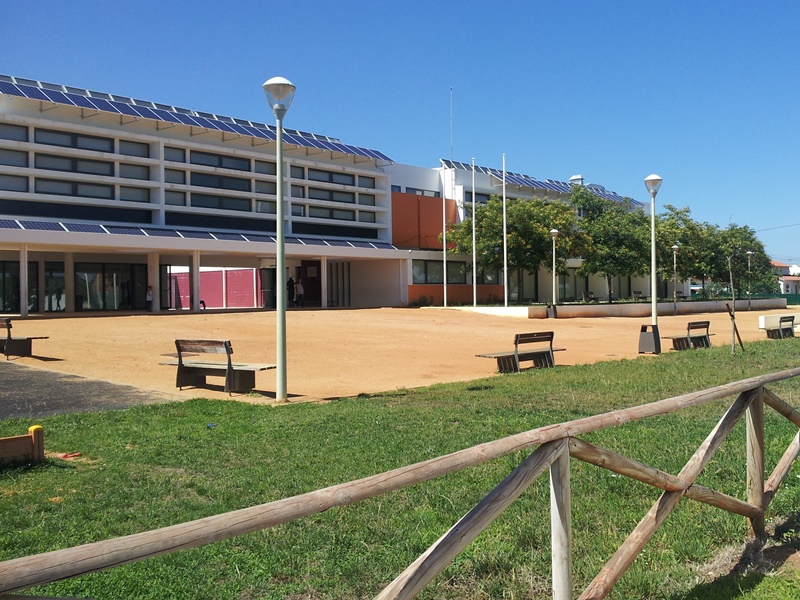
top-left (63, 222), bottom-right (105, 233)
top-left (16, 83), bottom-right (50, 101)
top-left (64, 92), bottom-right (97, 109)
top-left (294, 237), bottom-right (327, 246)
top-left (104, 226), bottom-right (146, 235)
top-left (322, 239), bottom-right (352, 247)
top-left (370, 242), bottom-right (397, 250)
top-left (0, 219), bottom-right (21, 229)
top-left (18, 220), bottom-right (65, 231)
top-left (0, 81), bottom-right (19, 95)
top-left (109, 100), bottom-right (140, 117)
top-left (285, 236), bottom-right (305, 245)
top-left (211, 232), bottom-right (245, 241)
top-left (41, 89), bottom-right (74, 106)
top-left (348, 241), bottom-right (374, 249)
top-left (177, 230), bottom-right (214, 239)
top-left (242, 234), bottom-right (275, 243)
top-left (87, 97), bottom-right (120, 114)
top-left (142, 228), bottom-right (181, 238)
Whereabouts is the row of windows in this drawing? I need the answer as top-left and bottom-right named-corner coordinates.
top-left (412, 260), bottom-right (501, 285)
top-left (0, 123), bottom-right (151, 158)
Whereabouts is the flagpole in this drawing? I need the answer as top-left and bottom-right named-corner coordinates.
top-left (472, 157), bottom-right (477, 307)
top-left (502, 153), bottom-right (508, 307)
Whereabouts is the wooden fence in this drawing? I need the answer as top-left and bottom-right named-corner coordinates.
top-left (1, 369), bottom-right (800, 599)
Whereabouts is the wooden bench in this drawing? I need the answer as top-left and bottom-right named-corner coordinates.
top-left (582, 291), bottom-right (596, 303)
top-left (662, 321), bottom-right (713, 351)
top-left (159, 339), bottom-right (275, 394)
top-left (477, 332), bottom-right (566, 373)
top-left (632, 290), bottom-right (644, 301)
top-left (1, 318), bottom-right (49, 359)
top-left (759, 314), bottom-right (799, 339)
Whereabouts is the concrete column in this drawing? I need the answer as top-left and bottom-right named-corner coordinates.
top-left (191, 250), bottom-right (201, 312)
top-left (320, 256), bottom-right (328, 309)
top-left (64, 253), bottom-right (75, 312)
top-left (18, 244), bottom-right (28, 317)
top-left (147, 253), bottom-right (161, 313)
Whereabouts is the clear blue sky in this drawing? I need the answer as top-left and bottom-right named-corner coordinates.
top-left (5, 1), bottom-right (800, 263)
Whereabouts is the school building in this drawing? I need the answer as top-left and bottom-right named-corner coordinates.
top-left (0, 74), bottom-right (648, 316)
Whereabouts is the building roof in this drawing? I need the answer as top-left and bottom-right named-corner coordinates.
top-left (440, 159), bottom-right (639, 206)
top-left (0, 74), bottom-right (393, 164)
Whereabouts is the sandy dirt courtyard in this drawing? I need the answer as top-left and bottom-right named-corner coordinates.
top-left (3, 306), bottom-right (794, 404)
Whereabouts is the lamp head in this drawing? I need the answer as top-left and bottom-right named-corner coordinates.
top-left (262, 76), bottom-right (296, 117)
top-left (644, 174), bottom-right (663, 198)
top-left (746, 250), bottom-right (754, 256)
top-left (550, 228), bottom-right (559, 239)
top-left (672, 244), bottom-right (679, 252)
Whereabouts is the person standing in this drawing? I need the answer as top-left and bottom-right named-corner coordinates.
top-left (286, 277), bottom-right (295, 307)
top-left (145, 285), bottom-right (153, 312)
top-left (295, 278), bottom-right (304, 307)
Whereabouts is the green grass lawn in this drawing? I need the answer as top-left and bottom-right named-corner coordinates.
top-left (2, 340), bottom-right (800, 599)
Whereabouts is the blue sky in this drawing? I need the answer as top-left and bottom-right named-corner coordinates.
top-left (5, 1), bottom-right (800, 263)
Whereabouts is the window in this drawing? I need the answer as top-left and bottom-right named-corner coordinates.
top-left (308, 206), bottom-right (355, 221)
top-left (308, 187), bottom-right (355, 203)
top-left (119, 140), bottom-right (149, 158)
top-left (290, 165), bottom-right (305, 179)
top-left (120, 186), bottom-right (150, 203)
top-left (358, 211), bottom-right (376, 223)
top-left (358, 175), bottom-right (376, 189)
top-left (465, 191), bottom-right (490, 204)
top-left (308, 168), bottom-right (355, 186)
top-left (165, 190), bottom-right (185, 205)
top-left (477, 267), bottom-right (500, 285)
top-left (447, 261), bottom-right (467, 284)
top-left (190, 172), bottom-right (251, 192)
top-left (391, 185), bottom-right (401, 192)
top-left (291, 185), bottom-right (305, 198)
top-left (0, 123), bottom-right (27, 142)
top-left (0, 175), bottom-right (27, 192)
top-left (412, 260), bottom-right (464, 284)
top-left (358, 193), bottom-right (375, 206)
top-left (291, 204), bottom-right (304, 217)
top-left (164, 169), bottom-right (185, 184)
top-left (0, 149), bottom-right (27, 167)
top-left (35, 154), bottom-right (114, 176)
top-left (255, 180), bottom-right (277, 195)
top-left (256, 200), bottom-right (276, 214)
top-left (190, 150), bottom-right (250, 172)
top-left (35, 178), bottom-right (114, 199)
top-left (34, 128), bottom-right (113, 152)
top-left (406, 187), bottom-right (440, 197)
top-left (164, 146), bottom-right (185, 162)
top-left (191, 193), bottom-right (250, 212)
top-left (255, 160), bottom-right (276, 175)
top-left (120, 163), bottom-right (150, 180)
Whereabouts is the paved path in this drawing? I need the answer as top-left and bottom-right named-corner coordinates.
top-left (0, 361), bottom-right (178, 421)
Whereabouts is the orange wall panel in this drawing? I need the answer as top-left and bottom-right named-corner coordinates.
top-left (392, 192), bottom-right (458, 250)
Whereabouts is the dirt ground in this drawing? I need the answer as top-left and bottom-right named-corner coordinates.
top-left (5, 306), bottom-right (794, 404)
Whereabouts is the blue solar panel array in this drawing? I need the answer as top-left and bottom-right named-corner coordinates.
top-left (440, 159), bottom-right (641, 206)
top-left (0, 218), bottom-right (397, 250)
top-left (0, 75), bottom-right (393, 164)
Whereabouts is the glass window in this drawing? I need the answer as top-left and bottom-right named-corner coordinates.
top-left (190, 150), bottom-right (250, 171)
top-left (359, 193), bottom-right (375, 206)
top-left (308, 187), bottom-right (332, 201)
top-left (426, 261), bottom-right (444, 284)
top-left (0, 123), bottom-right (27, 142)
top-left (119, 140), bottom-right (149, 157)
top-left (307, 168), bottom-right (329, 182)
top-left (165, 190), bottom-right (185, 205)
top-left (412, 260), bottom-right (427, 284)
top-left (0, 174), bottom-right (28, 192)
top-left (255, 160), bottom-right (276, 175)
top-left (332, 209), bottom-right (355, 221)
top-left (34, 129), bottom-right (72, 147)
top-left (190, 172), bottom-right (250, 192)
top-left (164, 169), bottom-right (185, 184)
top-left (391, 184), bottom-right (401, 192)
top-left (447, 261), bottom-right (467, 284)
top-left (221, 155), bottom-right (250, 171)
top-left (291, 204), bottom-right (304, 217)
top-left (358, 175), bottom-right (376, 189)
top-left (76, 159), bottom-right (113, 176)
top-left (255, 180), bottom-right (276, 195)
top-left (76, 135), bottom-right (113, 152)
top-left (35, 178), bottom-right (113, 199)
top-left (290, 165), bottom-right (305, 179)
top-left (308, 168), bottom-right (355, 186)
top-left (120, 186), bottom-right (150, 202)
top-left (35, 178), bottom-right (72, 195)
top-left (120, 163), bottom-right (150, 180)
top-left (332, 191), bottom-right (355, 203)
top-left (191, 193), bottom-right (250, 212)
top-left (35, 154), bottom-right (113, 176)
top-left (34, 129), bottom-right (113, 152)
top-left (358, 211), bottom-right (376, 223)
top-left (0, 149), bottom-right (27, 167)
top-left (256, 200), bottom-right (276, 213)
top-left (77, 182), bottom-right (114, 199)
top-left (332, 172), bottom-right (355, 186)
top-left (308, 206), bottom-right (330, 219)
top-left (35, 154), bottom-right (71, 171)
top-left (164, 146), bottom-right (185, 162)
top-left (291, 185), bottom-right (305, 198)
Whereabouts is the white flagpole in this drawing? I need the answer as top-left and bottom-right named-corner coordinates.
top-left (502, 153), bottom-right (508, 307)
top-left (472, 157), bottom-right (477, 307)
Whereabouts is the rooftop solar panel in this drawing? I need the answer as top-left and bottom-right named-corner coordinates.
top-left (242, 234), bottom-right (275, 243)
top-left (150, 108), bottom-right (183, 124)
top-left (105, 226), bottom-right (146, 236)
top-left (295, 237), bottom-right (327, 246)
top-left (177, 230), bottom-right (214, 239)
top-left (211, 232), bottom-right (245, 241)
top-left (0, 81), bottom-right (19, 95)
top-left (0, 219), bottom-right (21, 230)
top-left (63, 222), bottom-right (105, 233)
top-left (18, 221), bottom-right (65, 231)
top-left (16, 83), bottom-right (50, 101)
top-left (348, 241), bottom-right (375, 249)
top-left (142, 228), bottom-right (181, 238)
top-left (285, 236), bottom-right (305, 245)
top-left (370, 242), bottom-right (397, 250)
top-left (322, 239), bottom-right (352, 247)
top-left (87, 97), bottom-right (120, 114)
top-left (109, 100), bottom-right (140, 117)
top-left (64, 92), bottom-right (97, 109)
top-left (131, 105), bottom-right (160, 120)
top-left (41, 89), bottom-right (74, 106)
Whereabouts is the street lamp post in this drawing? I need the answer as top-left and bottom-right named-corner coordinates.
top-left (639, 174), bottom-right (663, 354)
top-left (550, 229), bottom-right (559, 318)
top-left (747, 250), bottom-right (753, 310)
top-left (672, 244), bottom-right (679, 316)
top-left (263, 76), bottom-right (296, 403)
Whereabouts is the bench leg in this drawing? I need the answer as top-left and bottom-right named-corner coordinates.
top-left (5, 338), bottom-right (33, 358)
top-left (227, 370), bottom-right (257, 393)
top-left (176, 366), bottom-right (207, 390)
top-left (672, 338), bottom-right (690, 351)
top-left (495, 356), bottom-right (518, 373)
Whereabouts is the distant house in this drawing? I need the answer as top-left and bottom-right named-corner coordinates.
top-left (772, 260), bottom-right (800, 294)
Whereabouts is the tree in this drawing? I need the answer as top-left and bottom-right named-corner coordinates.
top-left (571, 186), bottom-right (649, 302)
top-left (447, 195), bottom-right (584, 283)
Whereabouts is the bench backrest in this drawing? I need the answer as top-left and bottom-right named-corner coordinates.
top-left (1, 318), bottom-right (10, 332)
top-left (779, 316), bottom-right (795, 326)
top-left (175, 340), bottom-right (233, 368)
top-left (515, 332), bottom-right (554, 348)
top-left (687, 321), bottom-right (710, 334)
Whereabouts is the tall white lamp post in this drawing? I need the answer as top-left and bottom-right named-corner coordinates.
top-left (263, 76), bottom-right (296, 402)
top-left (550, 228), bottom-right (559, 317)
top-left (671, 244), bottom-right (679, 316)
top-left (471, 158), bottom-right (477, 307)
top-left (639, 174), bottom-right (663, 354)
top-left (746, 250), bottom-right (753, 310)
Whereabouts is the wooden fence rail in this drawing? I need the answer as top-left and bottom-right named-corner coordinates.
top-left (1, 368), bottom-right (800, 599)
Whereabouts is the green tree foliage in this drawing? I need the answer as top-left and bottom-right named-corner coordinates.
top-left (571, 186), bottom-right (649, 302)
top-left (447, 195), bottom-right (583, 277)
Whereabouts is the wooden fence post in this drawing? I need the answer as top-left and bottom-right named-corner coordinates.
top-left (747, 386), bottom-right (765, 540)
top-left (28, 426), bottom-right (44, 464)
top-left (550, 440), bottom-right (572, 600)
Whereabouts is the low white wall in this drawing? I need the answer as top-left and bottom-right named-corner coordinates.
top-left (531, 298), bottom-right (786, 319)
